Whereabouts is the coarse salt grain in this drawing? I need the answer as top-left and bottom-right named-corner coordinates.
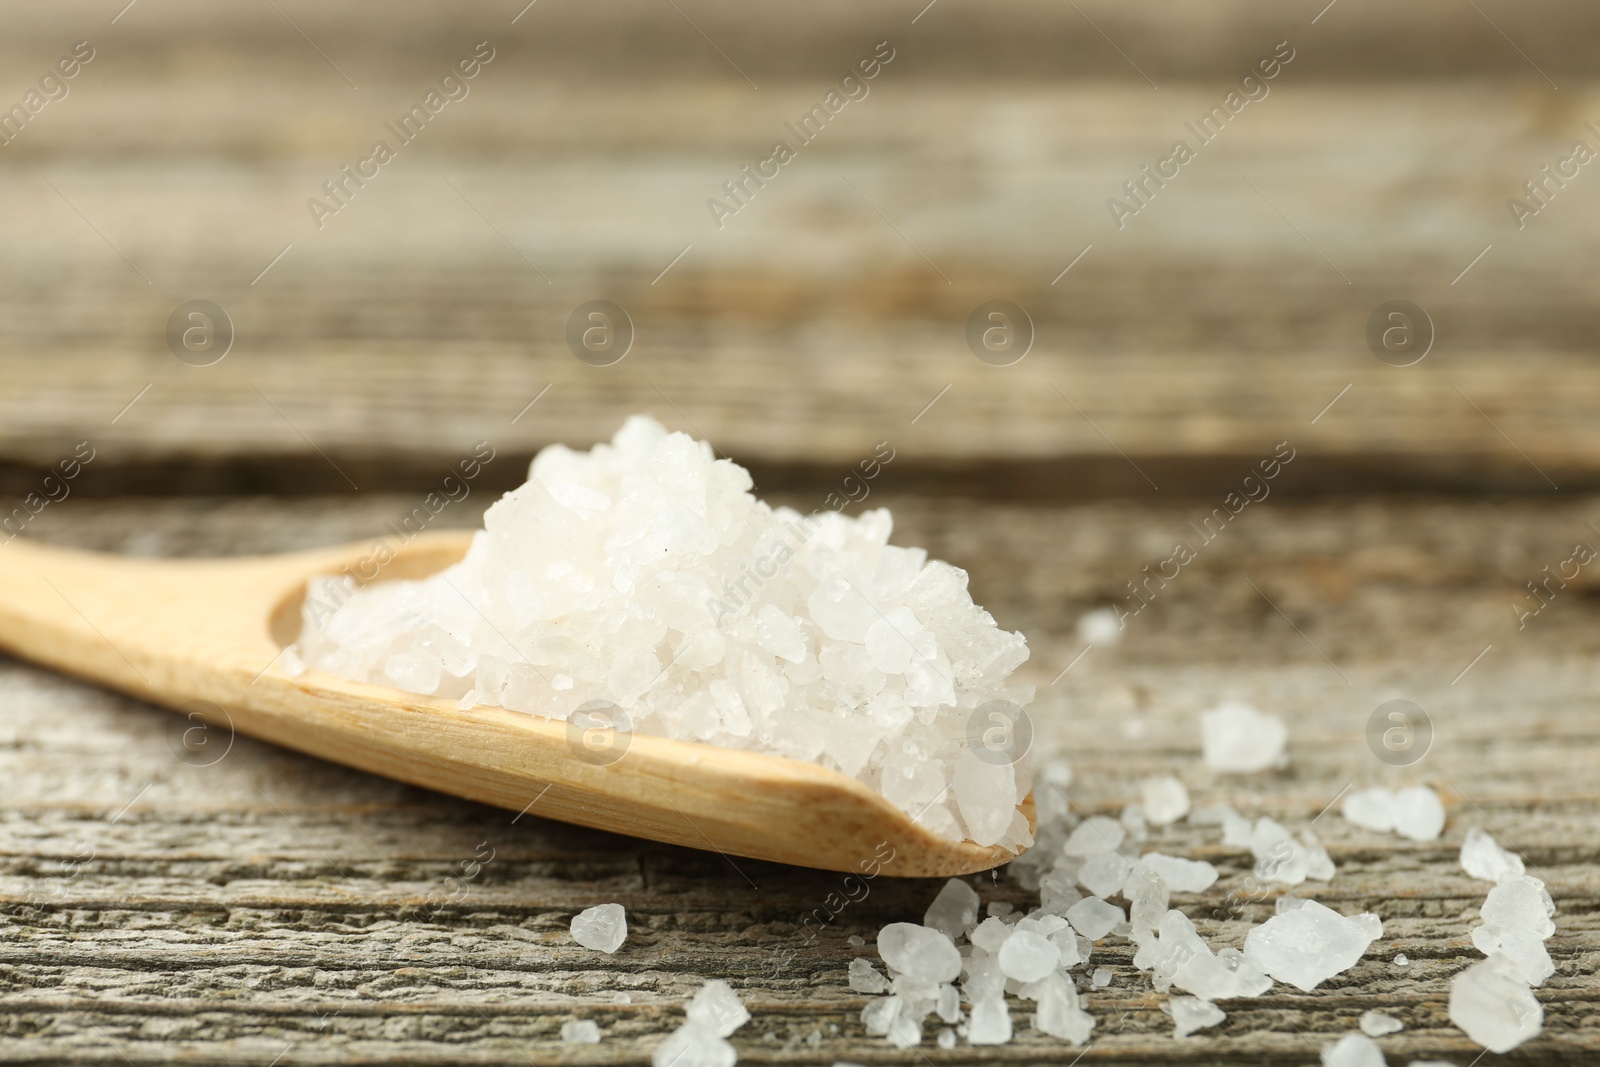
top-left (296, 416), bottom-right (1033, 845)
top-left (570, 903), bottom-right (627, 954)
top-left (561, 1019), bottom-right (601, 1044)
top-left (1199, 702), bottom-right (1288, 772)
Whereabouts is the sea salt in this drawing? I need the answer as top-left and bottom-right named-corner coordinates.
top-left (1250, 818), bottom-right (1334, 885)
top-left (1077, 850), bottom-right (1134, 899)
top-left (1063, 815), bottom-right (1125, 857)
top-left (571, 903), bottom-right (628, 954)
top-left (653, 1021), bottom-right (736, 1067)
top-left (1343, 786), bottom-right (1445, 841)
top-left (878, 923), bottom-right (961, 983)
top-left (1031, 973), bottom-right (1094, 1043)
top-left (848, 958), bottom-right (891, 994)
top-left (1141, 776), bottom-right (1190, 825)
top-left (1076, 606), bottom-right (1125, 647)
top-left (1393, 953), bottom-right (1409, 966)
top-left (1470, 874), bottom-right (1557, 986)
top-left (296, 416), bottom-right (1034, 845)
top-left (924, 878), bottom-right (979, 940)
top-left (1065, 896), bottom-right (1125, 941)
top-left (1199, 702), bottom-right (1288, 772)
top-left (1459, 827), bottom-right (1526, 882)
top-left (1359, 1010), bottom-right (1402, 1036)
top-left (1170, 996), bottom-right (1226, 1037)
top-left (1132, 909), bottom-right (1271, 1000)
top-left (562, 1019), bottom-right (601, 1044)
top-left (997, 930), bottom-right (1060, 982)
top-left (1091, 967), bottom-right (1112, 988)
top-left (1243, 900), bottom-right (1382, 991)
top-left (1449, 953), bottom-right (1543, 1053)
top-left (1138, 853), bottom-right (1218, 893)
top-left (689, 980), bottom-right (750, 1036)
top-left (1341, 787), bottom-right (1396, 832)
top-left (967, 995), bottom-right (1012, 1045)
top-left (1321, 1033), bottom-right (1386, 1067)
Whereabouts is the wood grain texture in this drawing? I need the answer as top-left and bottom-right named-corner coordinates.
top-left (2, 494), bottom-right (1597, 1064)
top-left (0, 3), bottom-right (1596, 492)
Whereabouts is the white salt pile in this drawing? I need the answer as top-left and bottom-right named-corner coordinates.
top-left (1199, 702), bottom-right (1288, 772)
top-left (1341, 785), bottom-right (1445, 841)
top-left (571, 902), bottom-right (627, 954)
top-left (654, 980), bottom-right (750, 1067)
top-left (295, 416), bottom-right (1034, 846)
top-left (561, 1019), bottom-right (601, 1044)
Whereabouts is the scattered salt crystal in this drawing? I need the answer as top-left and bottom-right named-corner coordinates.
top-left (1392, 786), bottom-right (1445, 841)
top-left (1359, 1010), bottom-right (1403, 1036)
top-left (1471, 924), bottom-right (1554, 986)
top-left (688, 980), bottom-right (750, 1037)
top-left (969, 916), bottom-right (1013, 954)
top-left (454, 688), bottom-right (479, 710)
top-left (1120, 802), bottom-right (1149, 841)
top-left (1065, 897), bottom-right (1125, 941)
top-left (570, 903), bottom-right (627, 954)
top-left (1132, 909), bottom-right (1271, 1000)
top-left (1341, 787), bottom-right (1396, 832)
top-left (1141, 776), bottom-right (1190, 826)
top-left (1393, 953), bottom-right (1409, 966)
top-left (1138, 853), bottom-right (1218, 893)
top-left (997, 930), bottom-right (1060, 982)
top-left (561, 1019), bottom-right (601, 1044)
top-left (924, 878), bottom-right (980, 940)
top-left (1031, 973), bottom-right (1094, 1043)
top-left (298, 416), bottom-right (1034, 843)
top-left (878, 923), bottom-right (961, 983)
top-left (1449, 953), bottom-right (1543, 1053)
top-left (847, 934), bottom-right (866, 948)
top-left (1076, 606), bottom-right (1124, 648)
top-left (849, 958), bottom-right (891, 994)
top-left (1063, 815), bottom-right (1125, 857)
top-left (1199, 702), bottom-right (1288, 772)
top-left (1038, 867), bottom-right (1083, 916)
top-left (936, 1028), bottom-right (956, 1049)
top-left (652, 1021), bottom-right (736, 1067)
top-left (987, 901), bottom-right (1017, 920)
top-left (1320, 1033), bottom-right (1386, 1067)
top-left (1221, 809), bottom-right (1254, 847)
top-left (1479, 875), bottom-right (1556, 939)
top-left (1077, 851), bottom-right (1134, 899)
top-left (1170, 996), bottom-right (1226, 1037)
top-left (1091, 967), bottom-right (1112, 988)
top-left (1243, 900), bottom-right (1381, 991)
top-left (936, 984), bottom-right (961, 1024)
top-left (1250, 818), bottom-right (1333, 885)
top-left (966, 995), bottom-right (1012, 1045)
top-left (1123, 863), bottom-right (1168, 939)
top-left (1459, 827), bottom-right (1526, 882)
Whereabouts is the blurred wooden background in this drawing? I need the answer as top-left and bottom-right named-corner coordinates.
top-left (2, 2), bottom-right (1599, 1064)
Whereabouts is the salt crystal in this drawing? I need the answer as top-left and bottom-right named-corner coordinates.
top-left (1243, 900), bottom-right (1381, 991)
top-left (1076, 606), bottom-right (1124, 648)
top-left (689, 980), bottom-right (750, 1036)
top-left (1320, 1033), bottom-right (1386, 1067)
top-left (1141, 776), bottom-right (1190, 826)
top-left (1392, 786), bottom-right (1445, 841)
top-left (1479, 875), bottom-right (1556, 939)
top-left (652, 1021), bottom-right (735, 1067)
top-left (849, 958), bottom-right (891, 994)
top-left (1341, 787), bottom-right (1396, 832)
top-left (1170, 996), bottom-right (1226, 1037)
top-left (997, 930), bottom-right (1060, 982)
top-left (1200, 702), bottom-right (1288, 772)
top-left (1459, 827), bottom-right (1525, 882)
top-left (1031, 973), bottom-right (1094, 1043)
top-left (1038, 867), bottom-right (1083, 916)
top-left (1138, 853), bottom-right (1219, 893)
top-left (1077, 851), bottom-right (1133, 899)
top-left (1449, 953), bottom-right (1543, 1053)
top-left (1091, 967), bottom-right (1112, 988)
top-left (570, 903), bottom-right (627, 954)
top-left (967, 994), bottom-right (1012, 1045)
top-left (1359, 1011), bottom-right (1403, 1036)
top-left (1393, 953), bottom-right (1409, 966)
top-left (1120, 802), bottom-right (1148, 841)
top-left (1250, 818), bottom-right (1332, 885)
top-left (298, 416), bottom-right (1033, 843)
top-left (878, 923), bottom-right (962, 983)
top-left (1063, 815), bottom-right (1125, 857)
top-left (1471, 923), bottom-right (1554, 986)
top-left (1133, 909), bottom-right (1272, 1000)
top-left (1065, 897), bottom-right (1125, 941)
top-left (969, 916), bottom-right (1013, 955)
top-left (1123, 863), bottom-right (1168, 939)
top-left (561, 1019), bottom-right (601, 1044)
top-left (847, 934), bottom-right (867, 948)
top-left (936, 984), bottom-right (960, 1024)
top-left (936, 1028), bottom-right (956, 1049)
top-left (924, 878), bottom-right (980, 940)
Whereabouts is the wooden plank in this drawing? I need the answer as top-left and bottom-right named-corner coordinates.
top-left (1, 495), bottom-right (1596, 1063)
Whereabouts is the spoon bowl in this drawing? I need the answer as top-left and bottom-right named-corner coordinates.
top-left (0, 532), bottom-right (1030, 876)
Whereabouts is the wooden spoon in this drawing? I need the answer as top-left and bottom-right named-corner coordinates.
top-left (0, 532), bottom-right (1030, 876)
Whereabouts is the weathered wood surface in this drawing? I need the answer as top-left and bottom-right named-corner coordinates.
top-left (0, 3), bottom-right (1598, 490)
top-left (3, 495), bottom-right (1597, 1065)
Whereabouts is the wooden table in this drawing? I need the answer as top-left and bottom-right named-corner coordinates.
top-left (2, 2), bottom-right (1597, 1063)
